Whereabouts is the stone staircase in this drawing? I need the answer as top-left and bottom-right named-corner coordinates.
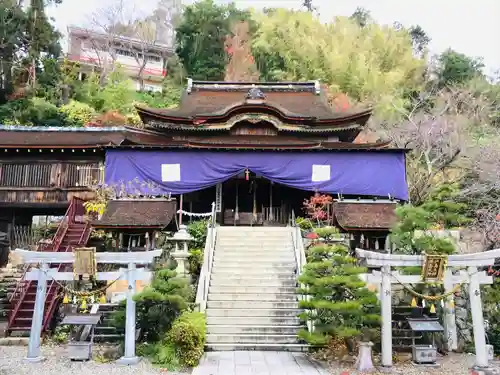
top-left (0, 266), bottom-right (23, 337)
top-left (205, 226), bottom-right (305, 351)
top-left (92, 303), bottom-right (125, 343)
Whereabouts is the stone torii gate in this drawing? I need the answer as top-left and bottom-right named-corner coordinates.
top-left (12, 248), bottom-right (162, 364)
top-left (356, 248), bottom-right (500, 371)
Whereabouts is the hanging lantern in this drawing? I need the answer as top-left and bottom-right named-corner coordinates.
top-left (430, 304), bottom-right (436, 314)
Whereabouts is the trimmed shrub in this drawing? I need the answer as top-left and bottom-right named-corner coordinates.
top-left (59, 100), bottom-right (95, 126)
top-left (166, 311), bottom-right (206, 367)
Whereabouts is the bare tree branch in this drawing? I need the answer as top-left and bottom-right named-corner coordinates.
top-left (381, 87), bottom-right (494, 205)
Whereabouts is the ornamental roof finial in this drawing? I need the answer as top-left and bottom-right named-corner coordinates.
top-left (246, 87), bottom-right (265, 100)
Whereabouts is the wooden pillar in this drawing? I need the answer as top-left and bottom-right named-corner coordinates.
top-left (178, 194), bottom-right (183, 227)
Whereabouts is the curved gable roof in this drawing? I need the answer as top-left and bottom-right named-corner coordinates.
top-left (136, 80), bottom-right (372, 126)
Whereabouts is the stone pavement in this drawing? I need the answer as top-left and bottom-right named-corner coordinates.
top-left (192, 351), bottom-right (329, 375)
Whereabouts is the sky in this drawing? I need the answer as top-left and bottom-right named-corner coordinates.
top-left (47, 0), bottom-right (500, 77)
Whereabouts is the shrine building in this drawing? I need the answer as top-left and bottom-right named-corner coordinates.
top-left (0, 79), bottom-right (408, 259)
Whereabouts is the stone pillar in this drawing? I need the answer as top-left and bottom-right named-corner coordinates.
top-left (170, 225), bottom-right (192, 279)
top-left (26, 263), bottom-right (48, 362)
top-left (356, 342), bottom-right (374, 371)
top-left (117, 263), bottom-right (139, 365)
top-left (380, 264), bottom-right (392, 368)
top-left (468, 266), bottom-right (490, 369)
top-left (443, 269), bottom-right (458, 351)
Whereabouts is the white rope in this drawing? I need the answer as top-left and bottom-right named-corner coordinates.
top-left (176, 209), bottom-right (213, 218)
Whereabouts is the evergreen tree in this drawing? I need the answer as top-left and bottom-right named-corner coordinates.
top-left (113, 264), bottom-right (192, 342)
top-left (298, 242), bottom-right (380, 346)
top-left (420, 183), bottom-right (470, 229)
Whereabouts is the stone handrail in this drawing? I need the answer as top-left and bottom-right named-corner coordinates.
top-left (195, 202), bottom-right (217, 312)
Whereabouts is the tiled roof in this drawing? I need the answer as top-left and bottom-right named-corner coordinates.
top-left (0, 126), bottom-right (176, 148)
top-left (334, 202), bottom-right (397, 230)
top-left (92, 199), bottom-right (176, 228)
top-left (136, 80), bottom-right (372, 124)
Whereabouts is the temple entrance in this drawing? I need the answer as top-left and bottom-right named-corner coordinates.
top-left (221, 171), bottom-right (307, 226)
top-left (178, 172), bottom-right (311, 227)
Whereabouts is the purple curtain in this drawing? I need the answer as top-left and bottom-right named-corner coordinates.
top-left (105, 149), bottom-right (408, 200)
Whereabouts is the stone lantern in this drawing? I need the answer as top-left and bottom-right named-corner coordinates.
top-left (169, 225), bottom-right (193, 279)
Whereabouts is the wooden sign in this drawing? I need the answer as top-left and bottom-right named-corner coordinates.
top-left (73, 247), bottom-right (97, 279)
top-left (421, 254), bottom-right (447, 282)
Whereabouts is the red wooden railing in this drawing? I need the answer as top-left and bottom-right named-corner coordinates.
top-left (8, 197), bottom-right (91, 332)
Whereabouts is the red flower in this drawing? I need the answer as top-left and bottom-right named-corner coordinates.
top-left (306, 232), bottom-right (319, 240)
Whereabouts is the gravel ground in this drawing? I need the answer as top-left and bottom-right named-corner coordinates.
top-left (0, 345), bottom-right (190, 375)
top-left (1, 346), bottom-right (499, 375)
top-left (329, 353), bottom-right (500, 374)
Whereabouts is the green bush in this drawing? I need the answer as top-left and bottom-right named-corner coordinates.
top-left (112, 265), bottom-right (192, 342)
top-left (187, 220), bottom-right (208, 248)
top-left (296, 217), bottom-right (313, 231)
top-left (27, 97), bottom-right (65, 126)
top-left (314, 226), bottom-right (341, 241)
top-left (59, 100), bottom-right (95, 126)
top-left (188, 248), bottom-right (203, 277)
top-left (166, 311), bottom-right (206, 367)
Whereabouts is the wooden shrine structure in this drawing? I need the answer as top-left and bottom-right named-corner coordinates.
top-left (0, 79), bottom-right (407, 255)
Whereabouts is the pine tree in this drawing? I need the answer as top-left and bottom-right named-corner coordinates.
top-left (298, 242), bottom-right (380, 346)
top-left (421, 183), bottom-right (470, 229)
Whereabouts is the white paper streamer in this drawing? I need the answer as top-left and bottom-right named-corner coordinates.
top-left (176, 209), bottom-right (213, 217)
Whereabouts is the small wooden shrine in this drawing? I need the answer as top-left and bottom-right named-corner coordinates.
top-left (92, 198), bottom-right (177, 251)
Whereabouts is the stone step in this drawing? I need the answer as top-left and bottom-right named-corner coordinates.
top-left (216, 240), bottom-right (292, 246)
top-left (217, 227), bottom-right (290, 232)
top-left (210, 279), bottom-right (297, 287)
top-left (210, 274), bottom-right (296, 282)
top-left (206, 325), bottom-right (301, 335)
top-left (0, 337), bottom-right (29, 346)
top-left (208, 293), bottom-right (297, 301)
top-left (206, 308), bottom-right (301, 318)
top-left (211, 265), bottom-right (296, 273)
top-left (207, 316), bottom-right (300, 326)
top-left (213, 253), bottom-right (295, 261)
top-left (205, 343), bottom-right (308, 352)
top-left (209, 286), bottom-right (297, 294)
top-left (93, 334), bottom-right (123, 343)
top-left (213, 261), bottom-right (296, 268)
top-left (206, 334), bottom-right (299, 344)
top-left (207, 300), bottom-right (299, 309)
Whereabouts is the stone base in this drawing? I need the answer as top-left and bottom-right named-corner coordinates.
top-left (116, 356), bottom-right (140, 365)
top-left (470, 366), bottom-right (498, 375)
top-left (378, 366), bottom-right (393, 373)
top-left (25, 356), bottom-right (46, 363)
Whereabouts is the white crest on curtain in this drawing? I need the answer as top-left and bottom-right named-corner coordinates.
top-left (311, 164), bottom-right (331, 182)
top-left (161, 164), bottom-right (181, 182)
